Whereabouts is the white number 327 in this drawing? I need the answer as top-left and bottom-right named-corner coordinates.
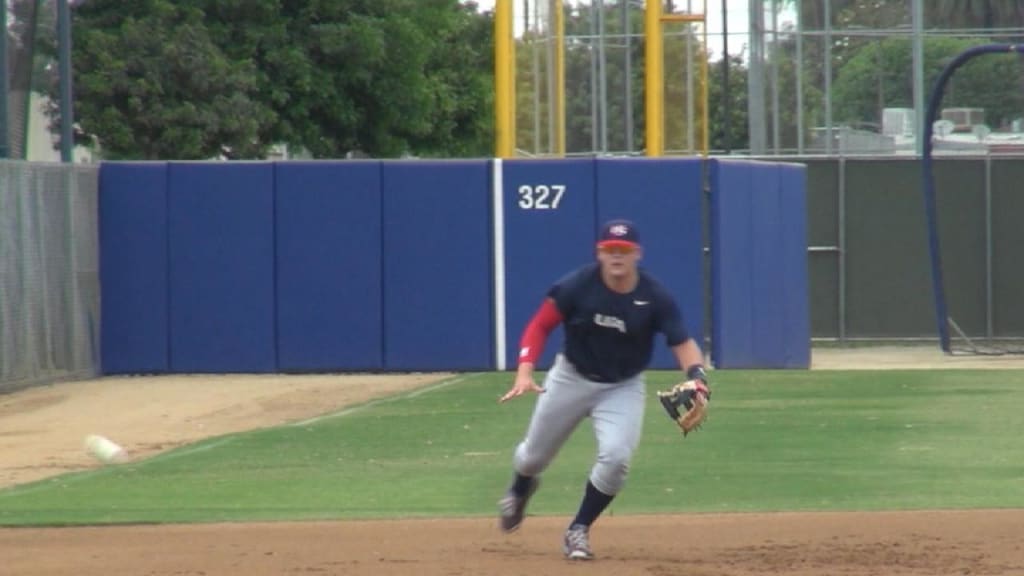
top-left (518, 185), bottom-right (566, 210)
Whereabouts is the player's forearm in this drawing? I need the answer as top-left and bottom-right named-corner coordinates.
top-left (516, 361), bottom-right (535, 378)
top-left (672, 338), bottom-right (707, 377)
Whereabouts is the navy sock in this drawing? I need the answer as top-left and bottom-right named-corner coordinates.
top-left (570, 481), bottom-right (615, 528)
top-left (511, 473), bottom-right (535, 498)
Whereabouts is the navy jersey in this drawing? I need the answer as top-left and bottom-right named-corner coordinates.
top-left (548, 263), bottom-right (690, 383)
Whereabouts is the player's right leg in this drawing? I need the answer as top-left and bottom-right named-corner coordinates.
top-left (499, 355), bottom-right (596, 532)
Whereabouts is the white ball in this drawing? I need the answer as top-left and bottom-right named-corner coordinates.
top-left (84, 434), bottom-right (127, 464)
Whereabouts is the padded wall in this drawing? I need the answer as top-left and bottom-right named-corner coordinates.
top-left (98, 159), bottom-right (810, 374)
top-left (99, 163), bottom-right (169, 374)
top-left (381, 161), bottom-right (492, 370)
top-left (595, 158), bottom-right (705, 369)
top-left (501, 159), bottom-right (597, 369)
top-left (275, 162), bottom-right (383, 371)
top-left (167, 163), bottom-right (277, 372)
top-left (778, 164), bottom-right (811, 367)
top-left (711, 160), bottom-right (809, 368)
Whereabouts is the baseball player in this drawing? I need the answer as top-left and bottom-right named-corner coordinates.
top-left (497, 218), bottom-right (710, 560)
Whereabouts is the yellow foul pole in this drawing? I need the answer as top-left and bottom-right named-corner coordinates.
top-left (644, 0), bottom-right (664, 157)
top-left (700, 0), bottom-right (709, 156)
top-left (495, 0), bottom-right (515, 158)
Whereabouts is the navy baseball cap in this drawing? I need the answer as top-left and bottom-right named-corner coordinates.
top-left (597, 219), bottom-right (640, 249)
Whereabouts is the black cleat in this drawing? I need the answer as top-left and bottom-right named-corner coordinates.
top-left (497, 477), bottom-right (540, 533)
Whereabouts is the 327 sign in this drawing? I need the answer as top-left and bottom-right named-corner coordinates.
top-left (517, 184), bottom-right (566, 210)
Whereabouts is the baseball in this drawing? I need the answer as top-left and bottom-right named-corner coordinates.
top-left (84, 434), bottom-right (128, 464)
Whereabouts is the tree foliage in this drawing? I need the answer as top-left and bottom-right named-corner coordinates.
top-left (514, 2), bottom-right (717, 155)
top-left (57, 0), bottom-right (493, 159)
top-left (832, 36), bottom-right (1024, 130)
top-left (784, 0), bottom-right (1024, 30)
top-left (707, 56), bottom-right (750, 152)
top-left (769, 0), bottom-right (1024, 149)
top-left (37, 0), bottom-right (1024, 158)
top-left (926, 0), bottom-right (1024, 30)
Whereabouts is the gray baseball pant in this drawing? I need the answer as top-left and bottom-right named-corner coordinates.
top-left (512, 354), bottom-right (646, 495)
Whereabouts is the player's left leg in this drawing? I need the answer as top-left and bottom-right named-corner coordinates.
top-left (589, 375), bottom-right (646, 495)
top-left (563, 374), bottom-right (645, 559)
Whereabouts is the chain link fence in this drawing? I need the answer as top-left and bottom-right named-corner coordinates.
top-left (507, 1), bottom-right (1024, 157)
top-left (513, 0), bottom-right (709, 157)
top-left (0, 161), bottom-right (100, 391)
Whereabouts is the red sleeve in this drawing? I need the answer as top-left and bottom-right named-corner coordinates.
top-left (517, 298), bottom-right (563, 365)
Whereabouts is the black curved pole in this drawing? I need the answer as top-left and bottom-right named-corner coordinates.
top-left (922, 44), bottom-right (1021, 353)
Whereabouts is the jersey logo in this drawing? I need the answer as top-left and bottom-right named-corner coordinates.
top-left (519, 346), bottom-right (530, 358)
top-left (593, 313), bottom-right (627, 333)
top-left (633, 300), bottom-right (649, 306)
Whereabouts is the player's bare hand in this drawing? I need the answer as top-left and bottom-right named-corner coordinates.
top-left (499, 374), bottom-right (545, 403)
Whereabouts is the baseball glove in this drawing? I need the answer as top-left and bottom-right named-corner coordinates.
top-left (657, 380), bottom-right (710, 436)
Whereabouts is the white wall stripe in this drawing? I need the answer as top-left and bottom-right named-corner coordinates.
top-left (492, 159), bottom-right (507, 371)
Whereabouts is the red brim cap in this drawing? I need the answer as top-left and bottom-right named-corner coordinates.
top-left (597, 239), bottom-right (639, 249)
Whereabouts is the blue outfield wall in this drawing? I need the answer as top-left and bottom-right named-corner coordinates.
top-left (710, 160), bottom-right (810, 369)
top-left (275, 162), bottom-right (383, 371)
top-left (167, 163), bottom-right (278, 373)
top-left (382, 161), bottom-right (493, 371)
top-left (499, 158), bottom-right (703, 371)
top-left (98, 158), bottom-right (808, 374)
top-left (99, 163), bottom-right (170, 374)
top-left (777, 164), bottom-right (811, 367)
top-left (500, 159), bottom-right (597, 370)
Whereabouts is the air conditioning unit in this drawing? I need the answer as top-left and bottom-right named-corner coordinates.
top-left (882, 108), bottom-right (915, 136)
top-left (941, 108), bottom-right (985, 132)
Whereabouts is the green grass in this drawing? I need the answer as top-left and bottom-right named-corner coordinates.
top-left (1, 370), bottom-right (1023, 526)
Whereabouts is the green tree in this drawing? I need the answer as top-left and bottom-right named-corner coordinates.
top-left (926, 0), bottom-right (1024, 30)
top-left (54, 0), bottom-right (493, 159)
top-left (662, 21), bottom-right (709, 154)
top-left (515, 29), bottom-right (556, 155)
top-left (562, 3), bottom-right (610, 154)
top-left (707, 55), bottom-right (750, 152)
top-left (414, 2), bottom-right (494, 157)
top-left (66, 1), bottom-right (268, 159)
top-left (779, 1), bottom-right (1023, 109)
top-left (784, 0), bottom-right (859, 31)
top-left (513, 1), bottom-right (761, 155)
top-left (262, 0), bottom-right (491, 158)
top-left (549, 1), bottom-right (711, 155)
top-left (788, 0), bottom-right (1024, 31)
top-left (832, 36), bottom-right (1024, 130)
top-left (758, 53), bottom-right (825, 151)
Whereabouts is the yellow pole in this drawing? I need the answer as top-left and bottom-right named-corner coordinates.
top-left (659, 9), bottom-right (708, 157)
top-left (510, 15), bottom-right (516, 155)
top-left (701, 0), bottom-right (709, 157)
top-left (495, 0), bottom-right (514, 158)
top-left (553, 0), bottom-right (566, 156)
top-left (644, 0), bottom-right (664, 157)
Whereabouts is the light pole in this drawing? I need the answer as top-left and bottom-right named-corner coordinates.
top-left (1, 2), bottom-right (9, 159)
top-left (57, 0), bottom-right (74, 162)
